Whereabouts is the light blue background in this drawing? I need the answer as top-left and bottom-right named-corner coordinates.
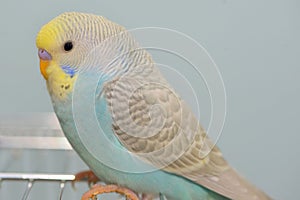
top-left (0, 0), bottom-right (299, 199)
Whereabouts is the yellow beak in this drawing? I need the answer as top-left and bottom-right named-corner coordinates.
top-left (40, 59), bottom-right (49, 80)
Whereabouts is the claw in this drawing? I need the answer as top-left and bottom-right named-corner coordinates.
top-left (81, 184), bottom-right (139, 200)
top-left (72, 170), bottom-right (100, 189)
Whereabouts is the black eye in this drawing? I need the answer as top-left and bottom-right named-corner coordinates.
top-left (64, 41), bottom-right (73, 52)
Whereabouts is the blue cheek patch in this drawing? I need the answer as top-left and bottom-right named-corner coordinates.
top-left (61, 65), bottom-right (76, 77)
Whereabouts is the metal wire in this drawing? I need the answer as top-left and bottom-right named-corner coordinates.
top-left (0, 173), bottom-right (76, 200)
top-left (21, 179), bottom-right (34, 200)
top-left (0, 173), bottom-right (75, 181)
top-left (58, 181), bottom-right (66, 200)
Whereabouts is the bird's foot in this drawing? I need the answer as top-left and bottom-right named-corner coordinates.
top-left (72, 170), bottom-right (100, 188)
top-left (81, 184), bottom-right (139, 200)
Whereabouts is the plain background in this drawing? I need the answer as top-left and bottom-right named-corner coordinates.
top-left (0, 0), bottom-right (299, 199)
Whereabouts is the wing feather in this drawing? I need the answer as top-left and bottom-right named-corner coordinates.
top-left (99, 47), bottom-right (271, 199)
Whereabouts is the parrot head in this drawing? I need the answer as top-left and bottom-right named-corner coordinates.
top-left (36, 12), bottom-right (125, 81)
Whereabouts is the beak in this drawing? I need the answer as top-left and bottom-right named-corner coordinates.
top-left (38, 49), bottom-right (52, 80)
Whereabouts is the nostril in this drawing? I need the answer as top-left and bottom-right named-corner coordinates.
top-left (38, 49), bottom-right (52, 60)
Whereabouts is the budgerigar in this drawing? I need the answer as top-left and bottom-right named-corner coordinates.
top-left (36, 12), bottom-right (271, 200)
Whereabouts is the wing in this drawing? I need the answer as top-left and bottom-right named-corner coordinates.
top-left (102, 71), bottom-right (271, 200)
